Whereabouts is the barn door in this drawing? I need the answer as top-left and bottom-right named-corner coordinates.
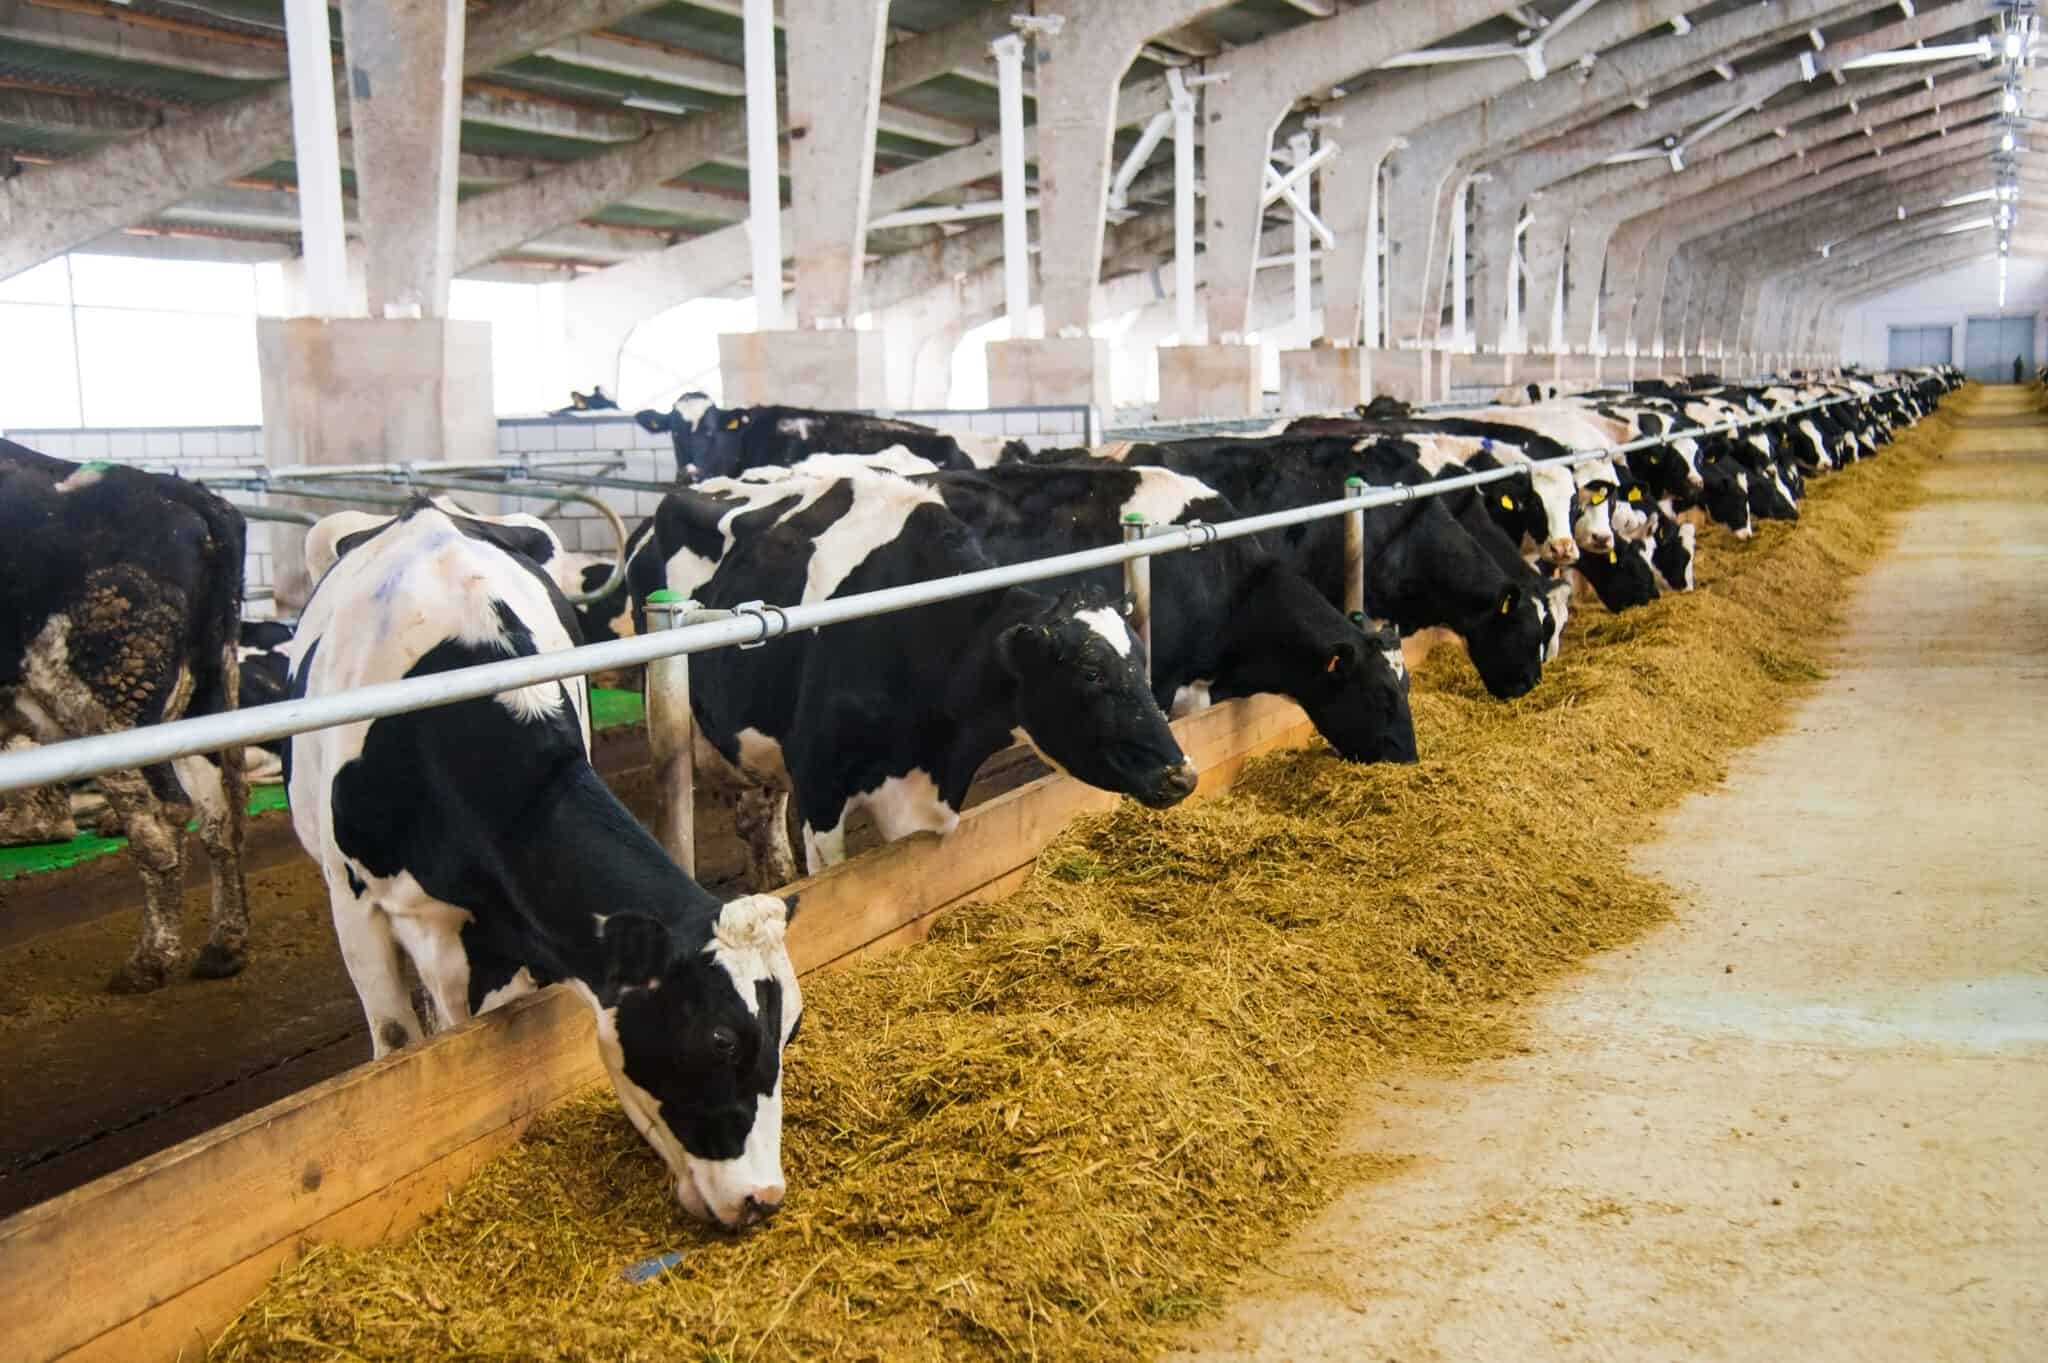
top-left (1887, 325), bottom-right (1953, 368)
top-left (1963, 314), bottom-right (2037, 381)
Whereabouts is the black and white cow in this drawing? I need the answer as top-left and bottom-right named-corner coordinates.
top-left (634, 394), bottom-right (1019, 480)
top-left (632, 463), bottom-right (1196, 887)
top-left (304, 498), bottom-right (632, 648)
top-left (0, 439), bottom-right (250, 993)
top-left (918, 462), bottom-right (1418, 763)
top-left (1123, 435), bottom-right (1552, 700)
top-left (288, 502), bottom-right (801, 1228)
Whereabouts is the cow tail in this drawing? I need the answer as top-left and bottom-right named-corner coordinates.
top-left (189, 483), bottom-right (250, 828)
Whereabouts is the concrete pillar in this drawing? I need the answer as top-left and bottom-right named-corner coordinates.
top-left (1279, 347), bottom-right (1368, 414)
top-left (260, 318), bottom-right (495, 610)
top-left (1381, 127), bottom-right (1464, 349)
top-left (1520, 217), bottom-right (1568, 354)
top-left (1155, 344), bottom-right (1262, 421)
top-left (786, 0), bottom-right (890, 327)
top-left (984, 3), bottom-right (1218, 411)
top-left (1197, 0), bottom-right (1509, 341)
top-left (338, 0), bottom-right (464, 317)
top-left (1317, 136), bottom-right (1399, 348)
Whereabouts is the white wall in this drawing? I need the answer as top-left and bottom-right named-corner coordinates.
top-left (1837, 255), bottom-right (2048, 370)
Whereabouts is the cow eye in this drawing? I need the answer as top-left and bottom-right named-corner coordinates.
top-left (709, 1026), bottom-right (740, 1060)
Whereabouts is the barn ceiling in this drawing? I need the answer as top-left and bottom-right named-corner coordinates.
top-left (0, 0), bottom-right (2035, 286)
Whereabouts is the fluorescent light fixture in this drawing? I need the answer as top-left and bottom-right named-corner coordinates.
top-left (2005, 31), bottom-right (2024, 61)
top-left (1939, 216), bottom-right (1995, 235)
top-left (623, 95), bottom-right (692, 116)
top-left (2004, 131), bottom-right (2018, 153)
top-left (1943, 189), bottom-right (1997, 207)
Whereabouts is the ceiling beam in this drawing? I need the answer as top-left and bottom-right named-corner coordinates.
top-left (0, 0), bottom-right (676, 280)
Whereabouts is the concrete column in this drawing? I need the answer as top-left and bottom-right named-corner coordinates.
top-left (260, 318), bottom-right (495, 610)
top-left (1316, 135), bottom-right (1399, 348)
top-left (1561, 219), bottom-right (1617, 353)
top-left (1520, 216), bottom-right (1568, 354)
top-left (1197, 0), bottom-right (1509, 342)
top-left (786, 0), bottom-right (889, 327)
top-left (1380, 125), bottom-right (1465, 349)
top-left (984, 2), bottom-right (1221, 411)
top-left (337, 0), bottom-right (463, 317)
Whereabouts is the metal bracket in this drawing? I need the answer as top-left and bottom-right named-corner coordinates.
top-left (1180, 520), bottom-right (1219, 551)
top-left (731, 600), bottom-right (788, 649)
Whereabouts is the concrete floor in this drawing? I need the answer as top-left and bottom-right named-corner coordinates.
top-left (1174, 388), bottom-right (2048, 1363)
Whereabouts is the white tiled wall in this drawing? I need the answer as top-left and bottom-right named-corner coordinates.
top-left (897, 404), bottom-right (1091, 453)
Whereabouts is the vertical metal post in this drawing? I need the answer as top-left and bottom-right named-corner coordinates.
top-left (992, 33), bottom-right (1032, 338)
top-left (1343, 477), bottom-right (1366, 618)
top-left (1289, 132), bottom-right (1314, 347)
top-left (1121, 513), bottom-right (1152, 680)
top-left (1451, 179), bottom-right (1469, 350)
top-left (1172, 75), bottom-right (1199, 345)
top-left (643, 591), bottom-right (697, 876)
top-left (743, 0), bottom-right (784, 330)
top-left (282, 0), bottom-right (350, 316)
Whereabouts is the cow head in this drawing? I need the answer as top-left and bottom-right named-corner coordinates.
top-left (1695, 449), bottom-right (1754, 539)
top-left (1223, 568), bottom-right (1416, 763)
top-left (1627, 441), bottom-right (1703, 498)
top-left (996, 589), bottom-right (1196, 808)
top-left (1573, 481), bottom-right (1617, 555)
top-left (635, 392), bottom-right (744, 480)
top-left (1651, 519), bottom-right (1697, 593)
top-left (593, 893), bottom-right (802, 1229)
top-left (1462, 582), bottom-right (1547, 700)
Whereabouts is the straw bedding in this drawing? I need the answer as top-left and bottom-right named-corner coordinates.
top-left (211, 403), bottom-right (1955, 1363)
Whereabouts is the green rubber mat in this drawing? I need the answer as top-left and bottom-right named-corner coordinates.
top-left (590, 687), bottom-right (645, 731)
top-left (0, 784), bottom-right (291, 881)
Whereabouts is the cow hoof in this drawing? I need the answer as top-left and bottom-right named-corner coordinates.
top-left (107, 960), bottom-right (170, 994)
top-left (190, 943), bottom-right (249, 980)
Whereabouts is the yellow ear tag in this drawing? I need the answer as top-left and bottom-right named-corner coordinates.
top-left (1499, 597), bottom-right (1512, 616)
top-left (1589, 489), bottom-right (1607, 505)
top-left (1498, 494), bottom-right (1515, 511)
top-left (725, 418), bottom-right (741, 429)
top-left (1627, 487), bottom-right (1643, 502)
top-left (1325, 654), bottom-right (1340, 673)
top-left (1608, 550), bottom-right (1618, 564)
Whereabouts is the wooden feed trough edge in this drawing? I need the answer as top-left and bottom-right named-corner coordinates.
top-left (0, 695), bottom-right (1315, 1363)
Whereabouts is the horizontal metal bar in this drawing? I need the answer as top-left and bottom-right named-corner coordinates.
top-left (0, 394), bottom-right (1872, 795)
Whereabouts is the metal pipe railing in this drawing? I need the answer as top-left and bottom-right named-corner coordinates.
top-left (0, 391), bottom-right (1877, 797)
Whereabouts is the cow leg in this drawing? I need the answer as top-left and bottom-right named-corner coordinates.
top-left (98, 768), bottom-right (185, 994)
top-left (172, 754), bottom-right (248, 979)
top-left (733, 785), bottom-right (797, 890)
top-left (388, 911), bottom-right (474, 1034)
top-left (326, 869), bottom-right (425, 1055)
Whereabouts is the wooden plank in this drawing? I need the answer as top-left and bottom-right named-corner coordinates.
top-left (61, 1119), bottom-right (542, 1363)
top-left (10, 695), bottom-right (1317, 1363)
top-left (1, 988), bottom-right (601, 1363)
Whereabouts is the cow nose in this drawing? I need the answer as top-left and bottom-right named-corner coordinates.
top-left (1163, 760), bottom-right (1199, 800)
top-left (741, 1186), bottom-right (785, 1225)
top-left (1548, 537), bottom-right (1579, 563)
top-left (1687, 474), bottom-right (1706, 492)
top-left (1584, 532), bottom-right (1613, 552)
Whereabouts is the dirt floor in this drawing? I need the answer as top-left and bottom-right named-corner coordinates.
top-left (0, 724), bottom-right (1046, 1217)
top-left (1171, 388), bottom-right (2048, 1362)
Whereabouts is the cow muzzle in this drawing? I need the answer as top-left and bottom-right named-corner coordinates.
top-left (1687, 472), bottom-right (1706, 493)
top-left (1140, 760), bottom-right (1201, 808)
top-left (1546, 536), bottom-right (1580, 564)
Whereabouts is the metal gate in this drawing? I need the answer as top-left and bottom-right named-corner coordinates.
top-left (1887, 324), bottom-right (1954, 368)
top-left (1962, 314), bottom-right (2037, 381)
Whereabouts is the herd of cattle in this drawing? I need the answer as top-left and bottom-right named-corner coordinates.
top-left (0, 363), bottom-right (1957, 1227)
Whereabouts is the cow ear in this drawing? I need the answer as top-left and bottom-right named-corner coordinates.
top-left (1497, 584), bottom-right (1523, 617)
top-left (634, 409), bottom-right (674, 435)
top-left (1325, 638), bottom-right (1361, 675)
top-left (995, 621), bottom-right (1056, 677)
top-left (780, 893), bottom-right (800, 926)
top-left (601, 914), bottom-right (672, 994)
